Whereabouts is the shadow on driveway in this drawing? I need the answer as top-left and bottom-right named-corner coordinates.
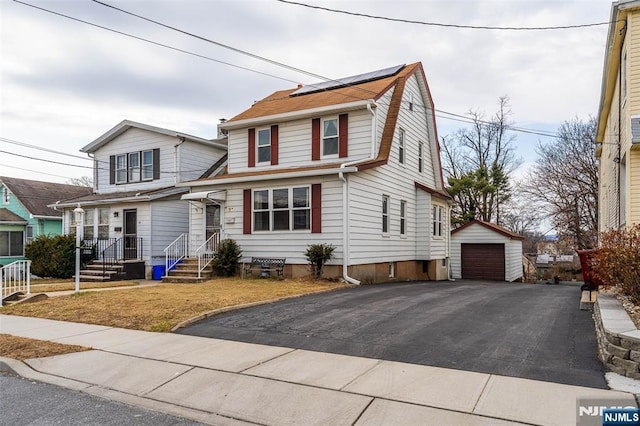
top-left (176, 280), bottom-right (606, 389)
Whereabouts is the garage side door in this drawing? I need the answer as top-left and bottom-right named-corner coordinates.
top-left (461, 243), bottom-right (505, 280)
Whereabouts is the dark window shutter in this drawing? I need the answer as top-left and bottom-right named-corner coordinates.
top-left (248, 128), bottom-right (256, 167)
top-left (311, 183), bottom-right (321, 233)
top-left (153, 148), bottom-right (160, 180)
top-left (312, 118), bottom-right (320, 160)
top-left (339, 114), bottom-right (348, 158)
top-left (243, 189), bottom-right (252, 234)
top-left (271, 125), bottom-right (279, 165)
top-left (109, 155), bottom-right (115, 184)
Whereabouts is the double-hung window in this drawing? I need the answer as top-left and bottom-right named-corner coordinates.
top-left (400, 201), bottom-right (406, 236)
top-left (257, 128), bottom-right (271, 164)
top-left (128, 152), bottom-right (140, 182)
top-left (115, 154), bottom-right (127, 184)
top-left (382, 195), bottom-right (390, 234)
top-left (432, 205), bottom-right (443, 237)
top-left (141, 150), bottom-right (154, 181)
top-left (398, 129), bottom-right (405, 164)
top-left (112, 149), bottom-right (158, 184)
top-left (323, 118), bottom-right (339, 156)
top-left (253, 187), bottom-right (310, 232)
top-left (84, 208), bottom-right (95, 240)
top-left (26, 226), bottom-right (34, 244)
top-left (418, 142), bottom-right (423, 173)
top-left (98, 208), bottom-right (110, 238)
top-left (2, 186), bottom-right (9, 204)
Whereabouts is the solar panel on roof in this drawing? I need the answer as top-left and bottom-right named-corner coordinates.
top-left (290, 64), bottom-right (405, 96)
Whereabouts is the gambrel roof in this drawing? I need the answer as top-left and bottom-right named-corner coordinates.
top-left (190, 62), bottom-right (444, 188)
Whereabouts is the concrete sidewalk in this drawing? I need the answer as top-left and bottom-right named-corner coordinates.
top-left (0, 314), bottom-right (635, 426)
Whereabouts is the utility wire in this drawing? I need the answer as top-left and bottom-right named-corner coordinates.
top-left (12, 0), bottom-right (300, 85)
top-left (13, 0), bottom-right (586, 145)
top-left (0, 163), bottom-right (77, 180)
top-left (0, 137), bottom-right (90, 160)
top-left (0, 150), bottom-right (93, 169)
top-left (277, 0), bottom-right (617, 31)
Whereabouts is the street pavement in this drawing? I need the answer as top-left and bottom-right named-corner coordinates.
top-left (178, 280), bottom-right (606, 388)
top-left (0, 313), bottom-right (636, 426)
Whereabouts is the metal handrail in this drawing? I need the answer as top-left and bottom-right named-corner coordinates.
top-left (100, 237), bottom-right (143, 278)
top-left (164, 233), bottom-right (189, 275)
top-left (0, 260), bottom-right (31, 307)
top-left (196, 232), bottom-right (220, 278)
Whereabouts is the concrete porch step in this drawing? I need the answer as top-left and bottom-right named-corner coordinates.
top-left (161, 276), bottom-right (209, 284)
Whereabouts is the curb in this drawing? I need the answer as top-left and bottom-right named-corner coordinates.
top-left (0, 357), bottom-right (22, 376)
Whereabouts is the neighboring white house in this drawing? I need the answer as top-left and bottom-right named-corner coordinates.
top-left (54, 120), bottom-right (227, 279)
top-left (180, 63), bottom-right (453, 284)
top-left (450, 220), bottom-right (524, 282)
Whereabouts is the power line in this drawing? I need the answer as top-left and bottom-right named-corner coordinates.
top-left (13, 0), bottom-right (584, 146)
top-left (0, 150), bottom-right (92, 169)
top-left (277, 0), bottom-right (616, 31)
top-left (12, 0), bottom-right (300, 85)
top-left (0, 137), bottom-right (90, 160)
top-left (0, 163), bottom-right (77, 180)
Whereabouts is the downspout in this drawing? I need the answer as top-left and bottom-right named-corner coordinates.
top-left (338, 100), bottom-right (377, 285)
top-left (175, 137), bottom-right (186, 184)
top-left (618, 22), bottom-right (627, 229)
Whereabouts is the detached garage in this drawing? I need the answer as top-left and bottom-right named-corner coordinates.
top-left (451, 220), bottom-right (524, 282)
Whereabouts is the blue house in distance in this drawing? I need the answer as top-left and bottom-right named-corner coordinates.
top-left (0, 176), bottom-right (92, 265)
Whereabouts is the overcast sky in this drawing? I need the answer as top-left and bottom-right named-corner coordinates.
top-left (1, 0), bottom-right (612, 184)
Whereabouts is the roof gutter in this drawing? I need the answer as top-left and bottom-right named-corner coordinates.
top-left (220, 100), bottom-right (372, 131)
top-left (338, 100), bottom-right (378, 286)
top-left (180, 166), bottom-right (358, 187)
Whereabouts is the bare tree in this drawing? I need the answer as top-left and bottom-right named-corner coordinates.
top-left (520, 117), bottom-right (598, 249)
top-left (441, 96), bottom-right (521, 226)
top-left (66, 176), bottom-right (93, 187)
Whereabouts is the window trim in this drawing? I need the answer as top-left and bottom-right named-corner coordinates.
top-left (252, 186), bottom-right (311, 232)
top-left (141, 150), bottom-right (154, 181)
top-left (0, 230), bottom-right (24, 257)
top-left (400, 200), bottom-right (407, 236)
top-left (321, 117), bottom-right (339, 158)
top-left (432, 205), bottom-right (444, 238)
top-left (115, 154), bottom-right (127, 184)
top-left (256, 127), bottom-right (272, 164)
top-left (382, 195), bottom-right (390, 235)
top-left (398, 129), bottom-right (405, 165)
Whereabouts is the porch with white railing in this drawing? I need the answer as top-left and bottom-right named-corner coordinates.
top-left (162, 232), bottom-right (220, 282)
top-left (1, 260), bottom-right (31, 307)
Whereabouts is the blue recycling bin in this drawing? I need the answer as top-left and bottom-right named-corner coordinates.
top-left (152, 265), bottom-right (166, 280)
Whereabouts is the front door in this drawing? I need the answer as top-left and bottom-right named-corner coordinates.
top-left (123, 209), bottom-right (138, 260)
top-left (205, 203), bottom-right (221, 240)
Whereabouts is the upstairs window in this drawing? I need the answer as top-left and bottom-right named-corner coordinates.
top-left (409, 92), bottom-right (414, 112)
top-left (142, 150), bottom-right (154, 181)
top-left (257, 128), bottom-right (271, 164)
top-left (400, 200), bottom-right (406, 236)
top-left (111, 149), bottom-right (159, 185)
top-left (398, 129), bottom-right (405, 164)
top-left (128, 152), bottom-right (140, 182)
top-left (323, 118), bottom-right (339, 156)
top-left (2, 186), bottom-right (9, 204)
top-left (418, 142), bottom-right (424, 173)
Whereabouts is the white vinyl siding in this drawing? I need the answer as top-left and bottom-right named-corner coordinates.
top-left (150, 200), bottom-right (190, 266)
top-left (226, 109), bottom-right (372, 174)
top-left (93, 127), bottom-right (225, 194)
top-left (190, 177), bottom-right (343, 265)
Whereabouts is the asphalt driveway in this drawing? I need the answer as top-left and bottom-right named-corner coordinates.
top-left (176, 280), bottom-right (606, 389)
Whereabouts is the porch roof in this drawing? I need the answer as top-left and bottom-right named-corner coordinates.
top-left (51, 186), bottom-right (188, 208)
top-left (0, 208), bottom-right (27, 225)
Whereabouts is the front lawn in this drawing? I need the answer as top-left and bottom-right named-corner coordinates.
top-left (1, 277), bottom-right (347, 332)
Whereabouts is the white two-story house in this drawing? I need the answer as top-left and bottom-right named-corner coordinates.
top-left (54, 120), bottom-right (227, 280)
top-left (180, 63), bottom-right (452, 284)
